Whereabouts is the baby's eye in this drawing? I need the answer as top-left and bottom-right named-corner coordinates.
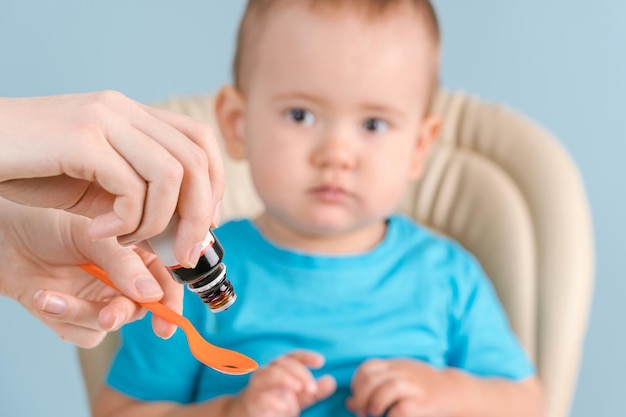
top-left (286, 108), bottom-right (315, 126)
top-left (362, 118), bottom-right (389, 133)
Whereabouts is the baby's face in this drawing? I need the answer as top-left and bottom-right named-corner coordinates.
top-left (238, 4), bottom-right (439, 241)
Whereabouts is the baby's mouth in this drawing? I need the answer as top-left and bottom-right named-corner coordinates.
top-left (309, 185), bottom-right (351, 203)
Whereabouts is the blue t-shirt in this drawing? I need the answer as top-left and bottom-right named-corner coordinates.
top-left (108, 214), bottom-right (534, 416)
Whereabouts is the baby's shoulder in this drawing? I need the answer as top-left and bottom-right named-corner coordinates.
top-left (391, 214), bottom-right (485, 285)
top-left (392, 215), bottom-right (472, 259)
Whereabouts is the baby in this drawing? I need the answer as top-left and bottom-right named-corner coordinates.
top-left (95, 1), bottom-right (544, 416)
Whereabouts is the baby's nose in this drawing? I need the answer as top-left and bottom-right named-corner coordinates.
top-left (310, 137), bottom-right (357, 170)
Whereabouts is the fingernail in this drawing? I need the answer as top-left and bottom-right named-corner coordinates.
top-left (36, 291), bottom-right (68, 315)
top-left (212, 202), bottom-right (222, 228)
top-left (135, 277), bottom-right (163, 299)
top-left (186, 241), bottom-right (204, 268)
top-left (111, 310), bottom-right (127, 331)
top-left (156, 322), bottom-right (176, 340)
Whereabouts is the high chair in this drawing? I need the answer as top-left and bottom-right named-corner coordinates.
top-left (78, 89), bottom-right (594, 417)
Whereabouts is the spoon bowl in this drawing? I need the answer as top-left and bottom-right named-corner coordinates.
top-left (79, 262), bottom-right (258, 375)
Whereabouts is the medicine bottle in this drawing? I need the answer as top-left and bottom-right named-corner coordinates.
top-left (147, 215), bottom-right (236, 313)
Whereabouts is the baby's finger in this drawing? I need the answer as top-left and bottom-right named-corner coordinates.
top-left (363, 377), bottom-right (421, 417)
top-left (246, 366), bottom-right (302, 396)
top-left (252, 388), bottom-right (301, 417)
top-left (350, 359), bottom-right (389, 391)
top-left (273, 352), bottom-right (325, 394)
top-left (297, 374), bottom-right (337, 410)
top-left (314, 375), bottom-right (337, 401)
top-left (348, 359), bottom-right (391, 414)
top-left (386, 398), bottom-right (425, 417)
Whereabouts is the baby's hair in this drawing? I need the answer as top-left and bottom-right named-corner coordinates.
top-left (233, 0), bottom-right (440, 96)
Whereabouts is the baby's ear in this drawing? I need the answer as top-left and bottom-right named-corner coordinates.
top-left (409, 113), bottom-right (442, 179)
top-left (215, 85), bottom-right (247, 160)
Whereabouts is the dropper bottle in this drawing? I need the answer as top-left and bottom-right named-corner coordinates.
top-left (147, 215), bottom-right (236, 313)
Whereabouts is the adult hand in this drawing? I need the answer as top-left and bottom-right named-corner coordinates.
top-left (0, 198), bottom-right (181, 348)
top-left (0, 91), bottom-right (224, 268)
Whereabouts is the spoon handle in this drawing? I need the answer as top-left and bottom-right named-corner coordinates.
top-left (78, 262), bottom-right (258, 375)
top-left (79, 263), bottom-right (188, 328)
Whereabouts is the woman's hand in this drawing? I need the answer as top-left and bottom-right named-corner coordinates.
top-left (0, 91), bottom-right (224, 268)
top-left (0, 199), bottom-right (182, 347)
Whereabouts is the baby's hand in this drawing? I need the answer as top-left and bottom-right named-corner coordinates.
top-left (346, 358), bottom-right (456, 417)
top-left (229, 350), bottom-right (336, 417)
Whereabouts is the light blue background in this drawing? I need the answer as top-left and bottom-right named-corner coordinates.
top-left (0, 1), bottom-right (623, 416)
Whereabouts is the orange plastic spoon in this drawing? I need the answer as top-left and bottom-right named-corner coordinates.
top-left (79, 262), bottom-right (258, 375)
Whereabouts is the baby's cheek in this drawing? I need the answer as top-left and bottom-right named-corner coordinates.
top-left (367, 176), bottom-right (407, 210)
